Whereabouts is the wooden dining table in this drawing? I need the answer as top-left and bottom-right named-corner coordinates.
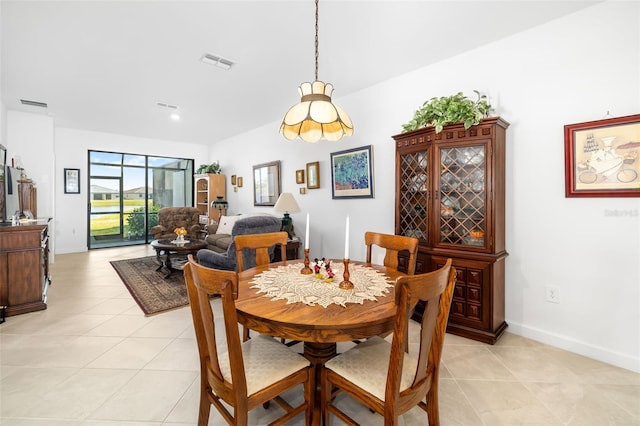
top-left (234, 261), bottom-right (405, 425)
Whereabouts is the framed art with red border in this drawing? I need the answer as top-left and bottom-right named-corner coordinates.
top-left (564, 114), bottom-right (640, 197)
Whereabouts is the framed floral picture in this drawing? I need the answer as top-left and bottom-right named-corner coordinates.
top-left (330, 145), bottom-right (374, 199)
top-left (564, 114), bottom-right (640, 197)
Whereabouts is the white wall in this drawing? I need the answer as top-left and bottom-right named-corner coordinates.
top-left (6, 111), bottom-right (55, 254)
top-left (0, 101), bottom-right (6, 146)
top-left (211, 2), bottom-right (640, 371)
top-left (54, 128), bottom-right (209, 254)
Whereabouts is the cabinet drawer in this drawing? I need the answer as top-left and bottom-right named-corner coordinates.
top-left (0, 229), bottom-right (42, 250)
top-left (468, 286), bottom-right (482, 303)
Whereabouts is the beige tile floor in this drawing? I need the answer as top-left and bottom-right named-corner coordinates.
top-left (1, 245), bottom-right (638, 425)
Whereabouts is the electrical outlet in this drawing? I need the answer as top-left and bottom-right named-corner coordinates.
top-left (545, 285), bottom-right (560, 304)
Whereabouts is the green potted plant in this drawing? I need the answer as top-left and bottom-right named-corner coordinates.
top-left (196, 162), bottom-right (222, 174)
top-left (401, 90), bottom-right (492, 133)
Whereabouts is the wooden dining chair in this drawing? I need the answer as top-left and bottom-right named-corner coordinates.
top-left (234, 231), bottom-right (288, 273)
top-left (361, 231), bottom-right (420, 348)
top-left (321, 258), bottom-right (455, 426)
top-left (235, 231), bottom-right (289, 341)
top-left (183, 255), bottom-right (314, 426)
top-left (365, 231), bottom-right (419, 275)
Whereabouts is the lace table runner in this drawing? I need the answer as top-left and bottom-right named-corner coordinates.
top-left (249, 262), bottom-right (393, 308)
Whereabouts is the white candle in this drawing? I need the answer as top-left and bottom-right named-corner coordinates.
top-left (305, 213), bottom-right (310, 250)
top-left (344, 216), bottom-right (350, 259)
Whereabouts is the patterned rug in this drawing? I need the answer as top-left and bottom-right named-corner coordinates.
top-left (110, 255), bottom-right (189, 316)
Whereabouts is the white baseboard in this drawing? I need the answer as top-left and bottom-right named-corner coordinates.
top-left (507, 320), bottom-right (640, 373)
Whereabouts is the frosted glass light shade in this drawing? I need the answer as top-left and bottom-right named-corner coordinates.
top-left (280, 81), bottom-right (353, 143)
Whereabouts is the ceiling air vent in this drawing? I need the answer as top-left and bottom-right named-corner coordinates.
top-left (20, 99), bottom-right (48, 108)
top-left (156, 102), bottom-right (178, 110)
top-left (200, 53), bottom-right (236, 70)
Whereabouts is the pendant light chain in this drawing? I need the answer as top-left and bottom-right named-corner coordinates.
top-left (314, 0), bottom-right (319, 81)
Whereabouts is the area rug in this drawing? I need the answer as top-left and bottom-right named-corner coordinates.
top-left (110, 256), bottom-right (189, 316)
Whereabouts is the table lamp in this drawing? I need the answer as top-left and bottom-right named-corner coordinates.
top-left (274, 192), bottom-right (300, 239)
top-left (211, 196), bottom-right (228, 223)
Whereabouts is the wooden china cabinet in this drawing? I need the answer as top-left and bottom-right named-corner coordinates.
top-left (392, 117), bottom-right (509, 344)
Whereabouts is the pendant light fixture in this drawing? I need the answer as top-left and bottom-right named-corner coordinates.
top-left (280, 0), bottom-right (353, 143)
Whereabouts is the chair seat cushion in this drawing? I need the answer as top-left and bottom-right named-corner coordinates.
top-left (324, 336), bottom-right (417, 400)
top-left (218, 334), bottom-right (310, 396)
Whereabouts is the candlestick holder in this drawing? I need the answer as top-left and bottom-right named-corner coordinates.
top-left (300, 249), bottom-right (313, 275)
top-left (339, 258), bottom-right (354, 289)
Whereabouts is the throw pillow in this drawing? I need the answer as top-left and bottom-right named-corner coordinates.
top-left (216, 215), bottom-right (241, 235)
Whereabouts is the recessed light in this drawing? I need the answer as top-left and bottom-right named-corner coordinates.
top-left (157, 102), bottom-right (180, 121)
top-left (200, 53), bottom-right (236, 70)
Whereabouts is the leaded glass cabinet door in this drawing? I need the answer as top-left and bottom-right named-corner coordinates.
top-left (397, 149), bottom-right (429, 242)
top-left (436, 144), bottom-right (488, 250)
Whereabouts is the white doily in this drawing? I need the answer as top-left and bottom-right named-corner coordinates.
top-left (249, 262), bottom-right (393, 308)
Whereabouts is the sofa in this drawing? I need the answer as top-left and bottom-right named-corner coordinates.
top-left (150, 207), bottom-right (203, 241)
top-left (197, 215), bottom-right (282, 271)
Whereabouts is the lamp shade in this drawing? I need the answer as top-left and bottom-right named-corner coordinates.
top-left (274, 192), bottom-right (301, 213)
top-left (211, 196), bottom-right (228, 210)
top-left (280, 81), bottom-right (353, 143)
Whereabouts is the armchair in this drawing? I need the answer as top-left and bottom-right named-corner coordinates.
top-left (197, 215), bottom-right (282, 271)
top-left (150, 207), bottom-right (203, 241)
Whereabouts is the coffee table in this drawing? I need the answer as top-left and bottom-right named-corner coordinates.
top-left (151, 239), bottom-right (208, 278)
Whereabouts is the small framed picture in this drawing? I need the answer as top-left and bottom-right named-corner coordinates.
top-left (237, 176), bottom-right (243, 188)
top-left (231, 175), bottom-right (237, 185)
top-left (296, 169), bottom-right (305, 184)
top-left (564, 114), bottom-right (640, 197)
top-left (306, 161), bottom-right (320, 189)
top-left (64, 168), bottom-right (80, 194)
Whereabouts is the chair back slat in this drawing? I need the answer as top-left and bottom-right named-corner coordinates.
top-left (365, 231), bottom-right (419, 274)
top-left (234, 231), bottom-right (288, 272)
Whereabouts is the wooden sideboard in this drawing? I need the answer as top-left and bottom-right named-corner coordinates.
top-left (0, 219), bottom-right (51, 317)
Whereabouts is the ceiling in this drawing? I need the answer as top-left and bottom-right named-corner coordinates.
top-left (1, 1), bottom-right (598, 145)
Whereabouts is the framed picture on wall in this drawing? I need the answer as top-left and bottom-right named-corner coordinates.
top-left (296, 169), bottom-right (305, 184)
top-left (64, 168), bottom-right (80, 194)
top-left (306, 162), bottom-right (319, 189)
top-left (330, 145), bottom-right (374, 199)
top-left (564, 114), bottom-right (640, 197)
